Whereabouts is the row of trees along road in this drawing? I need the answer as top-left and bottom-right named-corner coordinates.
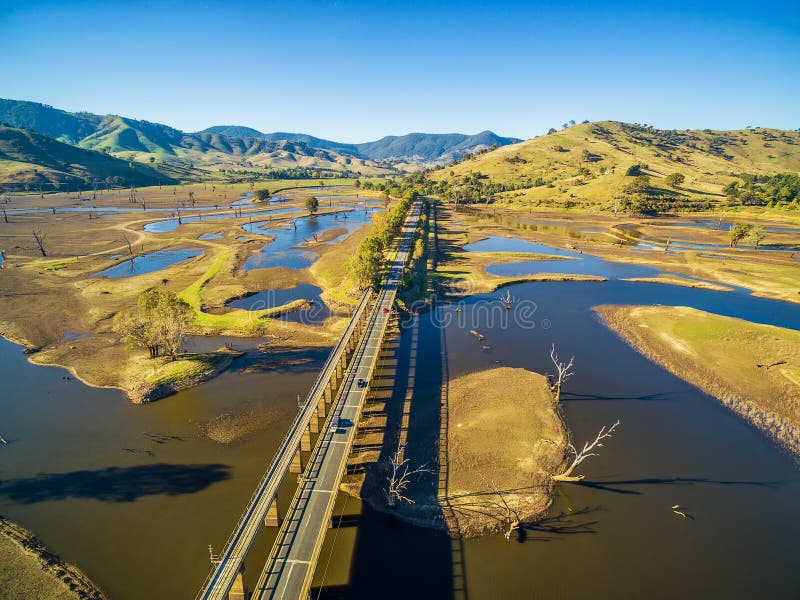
top-left (348, 190), bottom-right (417, 288)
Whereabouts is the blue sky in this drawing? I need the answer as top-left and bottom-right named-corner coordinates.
top-left (1, 0), bottom-right (798, 141)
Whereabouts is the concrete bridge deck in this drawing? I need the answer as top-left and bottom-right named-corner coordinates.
top-left (197, 199), bottom-right (421, 600)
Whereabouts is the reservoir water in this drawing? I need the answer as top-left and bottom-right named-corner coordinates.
top-left (2, 238), bottom-right (799, 599)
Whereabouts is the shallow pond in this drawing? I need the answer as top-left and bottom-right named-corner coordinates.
top-left (227, 284), bottom-right (331, 324)
top-left (91, 248), bottom-right (204, 278)
top-left (653, 218), bottom-right (800, 235)
top-left (197, 232), bottom-right (222, 241)
top-left (231, 192), bottom-right (254, 206)
top-left (466, 235), bottom-right (661, 279)
top-left (241, 207), bottom-right (379, 270)
top-left (144, 207), bottom-right (302, 233)
top-left (617, 224), bottom-right (800, 252)
top-left (465, 209), bottom-right (610, 243)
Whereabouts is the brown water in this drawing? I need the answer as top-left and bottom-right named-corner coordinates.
top-left (3, 261), bottom-right (800, 598)
top-left (314, 278), bottom-right (800, 599)
top-left (0, 338), bottom-right (326, 599)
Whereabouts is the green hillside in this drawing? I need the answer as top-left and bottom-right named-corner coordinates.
top-left (432, 121), bottom-right (800, 211)
top-left (0, 98), bottom-right (102, 144)
top-left (0, 126), bottom-right (174, 187)
top-left (0, 99), bottom-right (392, 176)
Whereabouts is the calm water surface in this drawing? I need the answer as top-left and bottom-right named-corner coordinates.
top-left (0, 337), bottom-right (328, 600)
top-left (242, 207), bottom-right (379, 270)
top-left (91, 248), bottom-right (204, 278)
top-left (3, 236), bottom-right (800, 599)
top-left (315, 277), bottom-right (800, 599)
top-left (227, 284), bottom-right (332, 324)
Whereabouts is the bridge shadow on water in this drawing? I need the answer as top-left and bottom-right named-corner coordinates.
top-left (0, 463), bottom-right (231, 503)
top-left (316, 307), bottom-right (462, 600)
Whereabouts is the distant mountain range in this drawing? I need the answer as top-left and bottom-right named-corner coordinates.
top-left (0, 98), bottom-right (521, 185)
top-left (201, 125), bottom-right (521, 162)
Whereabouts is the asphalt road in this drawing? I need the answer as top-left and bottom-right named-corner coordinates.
top-left (252, 201), bottom-right (422, 600)
top-left (196, 292), bottom-right (373, 600)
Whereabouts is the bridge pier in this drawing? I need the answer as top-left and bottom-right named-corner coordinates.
top-left (301, 426), bottom-right (312, 451)
top-left (228, 564), bottom-right (248, 600)
top-left (317, 397), bottom-right (327, 417)
top-left (324, 383), bottom-right (333, 405)
top-left (309, 413), bottom-right (320, 433)
top-left (264, 497), bottom-right (281, 527)
top-left (290, 448), bottom-right (305, 474)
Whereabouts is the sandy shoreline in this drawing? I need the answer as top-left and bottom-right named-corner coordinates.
top-left (596, 305), bottom-right (800, 458)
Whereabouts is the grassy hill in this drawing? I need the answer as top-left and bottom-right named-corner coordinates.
top-left (0, 98), bottom-right (102, 144)
top-left (432, 121), bottom-right (800, 211)
top-left (0, 126), bottom-right (173, 187)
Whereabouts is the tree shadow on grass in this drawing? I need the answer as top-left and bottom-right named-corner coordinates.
top-left (0, 463), bottom-right (231, 504)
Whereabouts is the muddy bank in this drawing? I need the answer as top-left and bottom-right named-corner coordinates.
top-left (596, 305), bottom-right (800, 456)
top-left (20, 331), bottom-right (243, 403)
top-left (0, 517), bottom-right (106, 600)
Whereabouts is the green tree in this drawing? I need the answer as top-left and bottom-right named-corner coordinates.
top-left (119, 290), bottom-right (191, 359)
top-left (305, 195), bottom-right (319, 214)
top-left (665, 172), bottom-right (685, 188)
top-left (748, 226), bottom-right (767, 249)
top-left (623, 176), bottom-right (651, 195)
top-left (254, 189), bottom-right (271, 203)
top-left (625, 163), bottom-right (648, 176)
top-left (350, 235), bottom-right (385, 288)
top-left (729, 223), bottom-right (753, 248)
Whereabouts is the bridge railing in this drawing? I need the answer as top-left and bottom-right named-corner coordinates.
top-left (254, 202), bottom-right (421, 599)
top-left (195, 289), bottom-right (373, 600)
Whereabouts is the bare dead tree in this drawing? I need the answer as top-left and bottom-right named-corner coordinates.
top-left (549, 343), bottom-right (574, 402)
top-left (664, 237), bottom-right (671, 252)
top-left (121, 232), bottom-right (134, 255)
top-left (2, 204), bottom-right (7, 224)
top-left (500, 289), bottom-right (514, 310)
top-left (479, 475), bottom-right (523, 541)
top-left (32, 229), bottom-right (47, 257)
top-left (553, 420), bottom-right (620, 482)
top-left (386, 444), bottom-right (430, 507)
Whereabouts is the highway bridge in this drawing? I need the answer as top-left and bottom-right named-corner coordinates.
top-left (197, 199), bottom-right (422, 600)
